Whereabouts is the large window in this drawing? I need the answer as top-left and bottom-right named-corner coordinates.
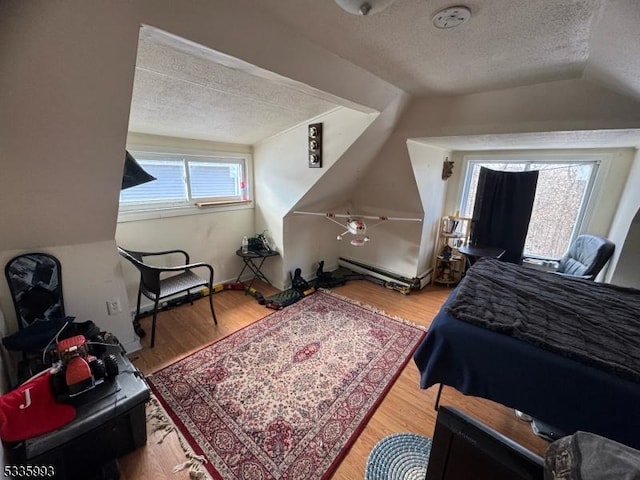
top-left (460, 157), bottom-right (599, 259)
top-left (119, 150), bottom-right (250, 214)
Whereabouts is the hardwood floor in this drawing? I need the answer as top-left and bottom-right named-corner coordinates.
top-left (119, 280), bottom-right (549, 479)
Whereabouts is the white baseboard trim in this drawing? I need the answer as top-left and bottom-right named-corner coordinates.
top-left (418, 271), bottom-right (433, 289)
top-left (337, 258), bottom-right (414, 289)
top-left (122, 338), bottom-right (142, 354)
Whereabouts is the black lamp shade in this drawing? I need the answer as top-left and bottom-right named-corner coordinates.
top-left (121, 150), bottom-right (156, 190)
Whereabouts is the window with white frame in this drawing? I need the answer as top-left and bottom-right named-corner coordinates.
top-left (460, 156), bottom-right (600, 259)
top-left (119, 150), bottom-right (250, 213)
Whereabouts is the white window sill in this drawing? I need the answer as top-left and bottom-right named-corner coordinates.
top-left (522, 257), bottom-right (559, 272)
top-left (117, 200), bottom-right (253, 223)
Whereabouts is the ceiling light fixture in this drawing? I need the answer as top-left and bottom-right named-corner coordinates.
top-left (334, 0), bottom-right (397, 16)
top-left (433, 5), bottom-right (472, 29)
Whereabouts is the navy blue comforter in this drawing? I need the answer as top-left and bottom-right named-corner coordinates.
top-left (414, 262), bottom-right (640, 449)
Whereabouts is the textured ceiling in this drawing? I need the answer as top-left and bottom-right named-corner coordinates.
top-left (250, 0), bottom-right (608, 96)
top-left (128, 0), bottom-right (640, 147)
top-left (128, 27), bottom-right (345, 145)
top-left (415, 129), bottom-right (640, 150)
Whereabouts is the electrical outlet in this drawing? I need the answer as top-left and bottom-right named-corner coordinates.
top-left (106, 297), bottom-right (122, 316)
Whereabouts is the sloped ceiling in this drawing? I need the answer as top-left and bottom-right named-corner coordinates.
top-left (128, 0), bottom-right (640, 147)
top-left (250, 0), bottom-right (595, 96)
top-left (415, 129), bottom-right (640, 150)
top-left (128, 26), bottom-right (359, 144)
top-left (247, 0), bottom-right (640, 101)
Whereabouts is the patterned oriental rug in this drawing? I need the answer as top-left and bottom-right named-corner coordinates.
top-left (148, 290), bottom-right (426, 480)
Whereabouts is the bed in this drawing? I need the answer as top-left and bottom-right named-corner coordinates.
top-left (414, 258), bottom-right (640, 449)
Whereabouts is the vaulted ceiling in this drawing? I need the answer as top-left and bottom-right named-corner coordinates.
top-left (128, 27), bottom-right (348, 145)
top-left (127, 0), bottom-right (640, 147)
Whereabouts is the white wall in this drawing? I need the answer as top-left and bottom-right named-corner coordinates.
top-left (611, 210), bottom-right (640, 287)
top-left (607, 151), bottom-right (640, 287)
top-left (3, 0), bottom-right (640, 347)
top-left (0, 1), bottom-right (140, 252)
top-left (254, 107), bottom-right (380, 287)
top-left (1, 1), bottom-right (141, 352)
top-left (407, 141), bottom-right (451, 277)
top-left (336, 80), bottom-right (640, 279)
top-left (116, 133), bottom-right (256, 309)
top-left (341, 80), bottom-right (640, 280)
top-left (126, 133), bottom-right (253, 157)
top-left (281, 215), bottom-right (342, 287)
top-left (291, 93), bottom-right (413, 280)
top-left (116, 209), bottom-right (254, 311)
top-left (336, 205), bottom-right (424, 279)
top-left (0, 0), bottom-right (404, 348)
top-left (397, 79), bottom-right (640, 138)
top-left (346, 139), bottom-right (423, 290)
top-left (329, 135), bottom-right (445, 280)
top-left (0, 241), bottom-right (140, 353)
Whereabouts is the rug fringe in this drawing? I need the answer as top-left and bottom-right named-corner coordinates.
top-left (147, 395), bottom-right (212, 480)
top-left (147, 395), bottom-right (174, 443)
top-left (318, 288), bottom-right (427, 331)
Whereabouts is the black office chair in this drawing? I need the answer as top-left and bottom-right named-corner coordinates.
top-left (554, 234), bottom-right (615, 280)
top-left (5, 253), bottom-right (65, 330)
top-left (118, 247), bottom-right (217, 348)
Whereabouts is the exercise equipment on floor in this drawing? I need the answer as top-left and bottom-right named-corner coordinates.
top-left (263, 269), bottom-right (315, 310)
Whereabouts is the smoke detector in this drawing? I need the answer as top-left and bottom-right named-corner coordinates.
top-left (433, 6), bottom-right (471, 29)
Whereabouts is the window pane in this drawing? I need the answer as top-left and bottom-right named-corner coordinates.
top-left (188, 161), bottom-right (240, 199)
top-left (461, 160), bottom-right (596, 259)
top-left (118, 149), bottom-right (250, 216)
top-left (119, 160), bottom-right (186, 204)
top-left (524, 163), bottom-right (594, 258)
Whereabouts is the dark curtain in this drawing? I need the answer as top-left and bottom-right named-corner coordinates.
top-left (469, 167), bottom-right (539, 264)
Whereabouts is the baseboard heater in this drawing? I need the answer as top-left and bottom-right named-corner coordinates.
top-left (338, 257), bottom-right (432, 292)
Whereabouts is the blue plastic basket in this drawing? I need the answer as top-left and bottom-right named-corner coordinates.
top-left (365, 432), bottom-right (432, 480)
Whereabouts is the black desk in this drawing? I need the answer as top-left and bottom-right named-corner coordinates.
top-left (235, 249), bottom-right (279, 289)
top-left (4, 348), bottom-right (150, 480)
top-left (458, 245), bottom-right (505, 267)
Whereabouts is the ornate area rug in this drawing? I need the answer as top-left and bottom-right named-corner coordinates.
top-left (148, 290), bottom-right (426, 480)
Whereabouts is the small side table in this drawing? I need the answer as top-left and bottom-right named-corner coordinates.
top-left (433, 255), bottom-right (464, 286)
top-left (458, 245), bottom-right (506, 268)
top-left (235, 249), bottom-right (279, 289)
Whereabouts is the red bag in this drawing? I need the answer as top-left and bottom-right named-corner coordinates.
top-left (0, 370), bottom-right (75, 442)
